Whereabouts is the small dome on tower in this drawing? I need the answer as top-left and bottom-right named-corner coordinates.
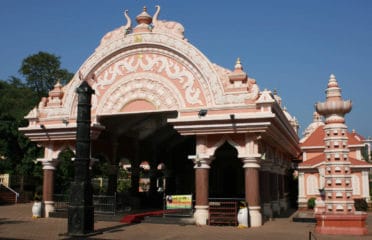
top-left (136, 6), bottom-right (152, 25)
top-left (48, 80), bottom-right (64, 99)
top-left (133, 6), bottom-right (153, 33)
top-left (228, 57), bottom-right (247, 85)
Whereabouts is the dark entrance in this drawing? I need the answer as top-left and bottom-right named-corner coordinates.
top-left (94, 111), bottom-right (195, 209)
top-left (209, 142), bottom-right (244, 198)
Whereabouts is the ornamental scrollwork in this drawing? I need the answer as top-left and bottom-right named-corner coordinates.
top-left (93, 54), bottom-right (202, 106)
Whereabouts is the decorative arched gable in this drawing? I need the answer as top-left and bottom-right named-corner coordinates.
top-left (60, 30), bottom-right (259, 119)
top-left (64, 36), bottom-right (220, 119)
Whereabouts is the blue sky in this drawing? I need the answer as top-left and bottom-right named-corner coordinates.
top-left (1, 0), bottom-right (371, 138)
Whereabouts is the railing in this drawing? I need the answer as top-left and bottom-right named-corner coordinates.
top-left (208, 198), bottom-right (245, 226)
top-left (53, 194), bottom-right (117, 215)
top-left (53, 194), bottom-right (69, 211)
top-left (93, 194), bottom-right (116, 214)
top-left (0, 182), bottom-right (19, 204)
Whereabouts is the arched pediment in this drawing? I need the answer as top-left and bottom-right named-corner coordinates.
top-left (62, 32), bottom-right (256, 119)
top-left (96, 72), bottom-right (185, 114)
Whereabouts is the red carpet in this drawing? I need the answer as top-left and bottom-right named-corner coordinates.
top-left (120, 210), bottom-right (178, 224)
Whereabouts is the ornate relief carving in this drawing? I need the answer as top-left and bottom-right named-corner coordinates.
top-left (152, 6), bottom-right (185, 39)
top-left (96, 73), bottom-right (184, 115)
top-left (93, 53), bottom-right (202, 107)
top-left (79, 33), bottom-right (257, 107)
top-left (44, 23), bottom-right (264, 122)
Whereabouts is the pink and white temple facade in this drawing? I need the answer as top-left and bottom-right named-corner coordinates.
top-left (19, 6), bottom-right (370, 231)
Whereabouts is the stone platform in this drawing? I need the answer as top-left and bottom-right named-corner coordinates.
top-left (315, 212), bottom-right (368, 235)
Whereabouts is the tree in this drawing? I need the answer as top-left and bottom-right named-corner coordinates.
top-left (0, 78), bottom-right (42, 190)
top-left (0, 77), bottom-right (39, 120)
top-left (19, 51), bottom-right (74, 99)
top-left (55, 149), bottom-right (75, 194)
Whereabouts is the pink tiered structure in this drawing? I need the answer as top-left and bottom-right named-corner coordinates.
top-left (315, 74), bottom-right (368, 235)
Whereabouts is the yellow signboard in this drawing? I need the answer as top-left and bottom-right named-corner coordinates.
top-left (166, 194), bottom-right (192, 209)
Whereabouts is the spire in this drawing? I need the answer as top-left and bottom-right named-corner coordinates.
top-left (48, 80), bottom-right (64, 106)
top-left (228, 57), bottom-right (247, 86)
top-left (235, 57), bottom-right (243, 70)
top-left (316, 74), bottom-right (352, 124)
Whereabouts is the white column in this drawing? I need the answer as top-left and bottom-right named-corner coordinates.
top-left (298, 171), bottom-right (307, 208)
top-left (362, 171), bottom-right (370, 201)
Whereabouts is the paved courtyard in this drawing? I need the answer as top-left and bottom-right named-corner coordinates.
top-left (1, 203), bottom-right (372, 240)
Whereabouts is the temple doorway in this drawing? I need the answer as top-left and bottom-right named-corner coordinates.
top-left (209, 142), bottom-right (244, 198)
top-left (93, 111), bottom-right (195, 208)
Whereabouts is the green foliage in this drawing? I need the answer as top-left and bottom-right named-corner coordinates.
top-left (55, 149), bottom-right (75, 194)
top-left (0, 51), bottom-right (73, 193)
top-left (0, 78), bottom-right (40, 176)
top-left (117, 179), bottom-right (131, 193)
top-left (307, 197), bottom-right (316, 209)
top-left (0, 113), bottom-right (42, 176)
top-left (117, 168), bottom-right (131, 193)
top-left (91, 158), bottom-right (110, 178)
top-left (0, 78), bottom-right (38, 120)
top-left (19, 51), bottom-right (73, 99)
top-left (354, 198), bottom-right (368, 212)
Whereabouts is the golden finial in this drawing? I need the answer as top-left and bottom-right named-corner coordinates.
top-left (236, 57), bottom-right (241, 65)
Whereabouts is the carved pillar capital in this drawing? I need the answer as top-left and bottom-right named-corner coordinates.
top-left (189, 154), bottom-right (212, 169)
top-left (40, 159), bottom-right (58, 170)
top-left (241, 156), bottom-right (261, 169)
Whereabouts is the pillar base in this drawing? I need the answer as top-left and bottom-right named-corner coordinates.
top-left (44, 201), bottom-right (55, 218)
top-left (194, 205), bottom-right (209, 226)
top-left (249, 206), bottom-right (262, 227)
top-left (263, 203), bottom-right (273, 219)
top-left (315, 212), bottom-right (368, 235)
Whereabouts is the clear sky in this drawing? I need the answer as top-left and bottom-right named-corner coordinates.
top-left (1, 0), bottom-right (371, 138)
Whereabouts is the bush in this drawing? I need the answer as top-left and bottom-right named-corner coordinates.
top-left (307, 197), bottom-right (316, 209)
top-left (354, 198), bottom-right (368, 211)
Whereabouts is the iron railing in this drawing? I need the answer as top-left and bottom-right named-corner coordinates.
top-left (208, 198), bottom-right (245, 226)
top-left (53, 194), bottom-right (118, 215)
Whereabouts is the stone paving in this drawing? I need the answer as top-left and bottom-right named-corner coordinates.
top-left (1, 203), bottom-right (372, 240)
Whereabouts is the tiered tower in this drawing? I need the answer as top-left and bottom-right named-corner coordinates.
top-left (315, 74), bottom-right (353, 213)
top-left (315, 74), bottom-right (367, 235)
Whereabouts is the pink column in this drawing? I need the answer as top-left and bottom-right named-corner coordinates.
top-left (242, 157), bottom-right (262, 227)
top-left (42, 160), bottom-right (57, 217)
top-left (191, 156), bottom-right (211, 225)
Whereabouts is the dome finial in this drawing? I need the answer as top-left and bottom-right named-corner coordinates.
top-left (228, 57), bottom-right (247, 84)
top-left (328, 73), bottom-right (338, 88)
top-left (134, 5), bottom-right (153, 32)
top-left (234, 57), bottom-right (243, 70)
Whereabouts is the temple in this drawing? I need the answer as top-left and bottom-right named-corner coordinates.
top-left (18, 6), bottom-right (370, 231)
